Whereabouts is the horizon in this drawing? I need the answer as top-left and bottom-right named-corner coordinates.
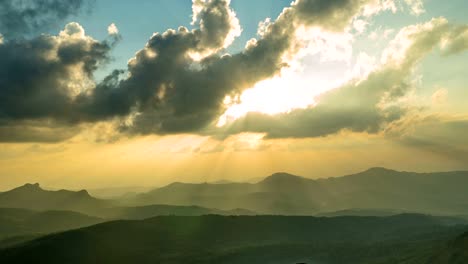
top-left (3, 166), bottom-right (468, 192)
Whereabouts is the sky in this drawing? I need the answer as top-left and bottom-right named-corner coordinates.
top-left (0, 0), bottom-right (468, 190)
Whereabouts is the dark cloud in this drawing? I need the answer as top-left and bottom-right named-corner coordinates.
top-left (0, 0), bottom-right (93, 39)
top-left (292, 0), bottom-right (370, 31)
top-left (0, 23), bottom-right (113, 122)
top-left (0, 22), bottom-right (117, 141)
top-left (0, 120), bottom-right (77, 143)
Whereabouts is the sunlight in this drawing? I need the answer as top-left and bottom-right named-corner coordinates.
top-left (217, 69), bottom-right (345, 127)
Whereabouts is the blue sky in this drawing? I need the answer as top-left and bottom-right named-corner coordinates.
top-left (66, 0), bottom-right (291, 79)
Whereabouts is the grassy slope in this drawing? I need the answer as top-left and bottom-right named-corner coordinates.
top-left (0, 214), bottom-right (466, 264)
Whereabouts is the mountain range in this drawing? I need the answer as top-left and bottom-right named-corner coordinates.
top-left (2, 167), bottom-right (468, 216)
top-left (0, 183), bottom-right (109, 216)
top-left (127, 167), bottom-right (468, 215)
top-left (2, 167), bottom-right (468, 263)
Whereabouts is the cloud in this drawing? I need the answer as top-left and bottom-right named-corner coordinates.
top-left (0, 22), bottom-right (117, 141)
top-left (398, 117), bottom-right (468, 162)
top-left (403, 0), bottom-right (425, 16)
top-left (218, 18), bottom-right (468, 139)
top-left (0, 0), bottom-right (93, 39)
top-left (75, 0), bottom-right (378, 136)
top-left (191, 0), bottom-right (241, 52)
top-left (0, 121), bottom-right (78, 143)
top-left (1, 0), bottom-right (468, 142)
top-left (107, 23), bottom-right (119, 35)
top-left (431, 88), bottom-right (448, 105)
top-left (440, 25), bottom-right (468, 56)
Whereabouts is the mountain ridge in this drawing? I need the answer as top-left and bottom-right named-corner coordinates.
top-left (128, 168), bottom-right (468, 215)
top-left (0, 183), bottom-right (109, 216)
top-left (4, 167), bottom-right (468, 216)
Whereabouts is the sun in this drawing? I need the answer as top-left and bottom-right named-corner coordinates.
top-left (217, 69), bottom-right (343, 127)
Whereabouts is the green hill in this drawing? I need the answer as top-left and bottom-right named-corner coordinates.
top-left (0, 208), bottom-right (104, 240)
top-left (0, 214), bottom-right (466, 264)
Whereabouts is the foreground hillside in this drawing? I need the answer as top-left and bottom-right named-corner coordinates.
top-left (429, 231), bottom-right (468, 263)
top-left (0, 205), bottom-right (255, 243)
top-left (0, 208), bottom-right (105, 241)
top-left (0, 214), bottom-right (466, 264)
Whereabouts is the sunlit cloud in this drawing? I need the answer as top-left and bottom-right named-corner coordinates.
top-left (107, 23), bottom-right (119, 35)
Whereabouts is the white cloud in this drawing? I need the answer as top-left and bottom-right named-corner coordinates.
top-left (107, 23), bottom-right (119, 35)
top-left (432, 87), bottom-right (448, 105)
top-left (368, 30), bottom-right (378, 40)
top-left (368, 27), bottom-right (395, 41)
top-left (381, 17), bottom-right (449, 65)
top-left (362, 0), bottom-right (397, 16)
top-left (404, 0), bottom-right (425, 16)
top-left (353, 19), bottom-right (369, 34)
top-left (347, 52), bottom-right (377, 80)
top-left (383, 28), bottom-right (395, 38)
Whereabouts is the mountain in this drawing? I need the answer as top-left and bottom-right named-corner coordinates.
top-left (0, 183), bottom-right (110, 216)
top-left (0, 208), bottom-right (105, 240)
top-left (128, 168), bottom-right (468, 215)
top-left (0, 214), bottom-right (466, 264)
top-left (5, 167), bottom-right (468, 217)
top-left (0, 183), bottom-right (256, 220)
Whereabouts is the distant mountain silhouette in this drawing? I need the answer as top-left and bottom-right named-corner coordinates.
top-left (4, 167), bottom-right (468, 216)
top-left (128, 168), bottom-right (468, 215)
top-left (0, 214), bottom-right (466, 263)
top-left (0, 183), bottom-right (110, 216)
top-left (0, 182), bottom-right (257, 221)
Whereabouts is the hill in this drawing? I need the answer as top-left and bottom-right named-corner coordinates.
top-left (0, 208), bottom-right (104, 240)
top-left (0, 183), bottom-right (110, 216)
top-left (128, 168), bottom-right (468, 215)
top-left (0, 214), bottom-right (466, 264)
top-left (428, 231), bottom-right (468, 263)
top-left (0, 205), bottom-right (255, 249)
